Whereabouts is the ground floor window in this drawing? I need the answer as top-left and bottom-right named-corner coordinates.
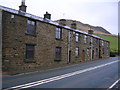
top-left (26, 44), bottom-right (35, 60)
top-left (106, 48), bottom-right (109, 55)
top-left (75, 47), bottom-right (79, 56)
top-left (102, 48), bottom-right (104, 54)
top-left (87, 48), bottom-right (89, 56)
top-left (55, 47), bottom-right (61, 61)
top-left (96, 48), bottom-right (98, 57)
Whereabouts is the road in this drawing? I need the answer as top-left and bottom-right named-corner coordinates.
top-left (2, 57), bottom-right (120, 89)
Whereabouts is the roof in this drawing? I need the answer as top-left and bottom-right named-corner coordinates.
top-left (0, 5), bottom-right (106, 41)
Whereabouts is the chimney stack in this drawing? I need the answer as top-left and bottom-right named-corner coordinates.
top-left (19, 0), bottom-right (27, 12)
top-left (88, 29), bottom-right (94, 34)
top-left (44, 12), bottom-right (51, 19)
top-left (71, 21), bottom-right (77, 29)
top-left (59, 19), bottom-right (66, 26)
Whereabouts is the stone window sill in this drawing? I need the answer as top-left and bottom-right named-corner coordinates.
top-left (54, 59), bottom-right (61, 61)
top-left (25, 33), bottom-right (37, 37)
top-left (24, 59), bottom-right (36, 63)
top-left (56, 38), bottom-right (63, 41)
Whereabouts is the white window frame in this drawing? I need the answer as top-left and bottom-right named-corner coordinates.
top-left (75, 33), bottom-right (79, 42)
top-left (84, 35), bottom-right (87, 43)
top-left (75, 47), bottom-right (79, 56)
top-left (56, 27), bottom-right (62, 39)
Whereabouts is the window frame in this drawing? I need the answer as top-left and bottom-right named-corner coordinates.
top-left (56, 27), bottom-right (62, 40)
top-left (91, 37), bottom-right (93, 43)
top-left (75, 33), bottom-right (79, 42)
top-left (102, 40), bottom-right (104, 46)
top-left (55, 47), bottom-right (62, 61)
top-left (25, 44), bottom-right (36, 62)
top-left (106, 42), bottom-right (109, 47)
top-left (26, 19), bottom-right (36, 36)
top-left (75, 47), bottom-right (79, 57)
top-left (84, 35), bottom-right (87, 43)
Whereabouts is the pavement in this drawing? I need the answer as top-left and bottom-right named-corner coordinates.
top-left (2, 57), bottom-right (120, 89)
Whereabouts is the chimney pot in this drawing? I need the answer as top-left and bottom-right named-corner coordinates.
top-left (71, 21), bottom-right (77, 29)
top-left (59, 19), bottom-right (66, 26)
top-left (44, 12), bottom-right (51, 19)
top-left (19, 0), bottom-right (27, 12)
top-left (88, 29), bottom-right (94, 34)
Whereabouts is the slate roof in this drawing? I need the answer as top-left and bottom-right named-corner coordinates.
top-left (0, 5), bottom-right (106, 40)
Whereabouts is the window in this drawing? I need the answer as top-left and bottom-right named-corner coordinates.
top-left (84, 35), bottom-right (87, 43)
top-left (75, 47), bottom-right (79, 56)
top-left (56, 27), bottom-right (62, 39)
top-left (26, 44), bottom-right (35, 60)
top-left (11, 14), bottom-right (15, 19)
top-left (91, 37), bottom-right (93, 43)
top-left (96, 39), bottom-right (98, 44)
top-left (75, 33), bottom-right (79, 42)
top-left (27, 19), bottom-right (36, 35)
top-left (87, 49), bottom-right (89, 56)
top-left (55, 47), bottom-right (61, 60)
top-left (106, 49), bottom-right (109, 55)
top-left (102, 40), bottom-right (104, 46)
top-left (102, 48), bottom-right (104, 54)
top-left (96, 48), bottom-right (98, 57)
top-left (106, 42), bottom-right (109, 47)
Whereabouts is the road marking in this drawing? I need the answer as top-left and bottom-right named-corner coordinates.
top-left (4, 60), bottom-right (119, 90)
top-left (108, 78), bottom-right (120, 89)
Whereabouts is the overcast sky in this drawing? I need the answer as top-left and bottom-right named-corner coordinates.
top-left (0, 0), bottom-right (119, 35)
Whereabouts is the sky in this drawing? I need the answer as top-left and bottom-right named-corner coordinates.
top-left (0, 0), bottom-right (119, 35)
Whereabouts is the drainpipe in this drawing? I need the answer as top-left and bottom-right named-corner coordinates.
top-left (68, 30), bottom-right (71, 64)
top-left (91, 37), bottom-right (93, 61)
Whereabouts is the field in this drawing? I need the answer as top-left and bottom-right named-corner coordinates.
top-left (95, 34), bottom-right (118, 52)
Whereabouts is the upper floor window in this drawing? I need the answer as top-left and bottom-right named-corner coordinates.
top-left (75, 33), bottom-right (79, 42)
top-left (106, 42), bottom-right (109, 47)
top-left (75, 47), bottom-right (79, 56)
top-left (56, 27), bottom-right (62, 40)
top-left (84, 35), bottom-right (87, 43)
top-left (102, 40), bottom-right (104, 46)
top-left (91, 37), bottom-right (93, 43)
top-left (96, 39), bottom-right (98, 44)
top-left (27, 19), bottom-right (36, 35)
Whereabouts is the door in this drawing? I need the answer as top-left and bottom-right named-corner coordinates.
top-left (82, 50), bottom-right (85, 62)
top-left (68, 50), bottom-right (71, 63)
top-left (99, 50), bottom-right (102, 58)
top-left (92, 50), bottom-right (94, 60)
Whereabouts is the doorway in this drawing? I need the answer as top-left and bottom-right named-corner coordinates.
top-left (82, 50), bottom-right (85, 62)
top-left (68, 50), bottom-right (71, 63)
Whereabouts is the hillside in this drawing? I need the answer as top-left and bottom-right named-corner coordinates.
top-left (55, 19), bottom-right (111, 35)
top-left (95, 34), bottom-right (118, 53)
top-left (55, 19), bottom-right (118, 53)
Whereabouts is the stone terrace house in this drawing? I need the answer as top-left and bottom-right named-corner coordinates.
top-left (0, 1), bottom-right (110, 73)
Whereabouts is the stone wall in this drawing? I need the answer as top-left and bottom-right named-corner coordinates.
top-left (2, 11), bottom-right (110, 74)
top-left (0, 9), bottom-right (2, 90)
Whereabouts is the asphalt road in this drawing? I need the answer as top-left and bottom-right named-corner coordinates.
top-left (2, 57), bottom-right (120, 89)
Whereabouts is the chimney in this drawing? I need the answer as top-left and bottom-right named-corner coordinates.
top-left (71, 21), bottom-right (77, 29)
top-left (88, 29), bottom-right (94, 34)
top-left (44, 12), bottom-right (51, 19)
top-left (19, 0), bottom-right (27, 12)
top-left (59, 19), bottom-right (66, 26)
